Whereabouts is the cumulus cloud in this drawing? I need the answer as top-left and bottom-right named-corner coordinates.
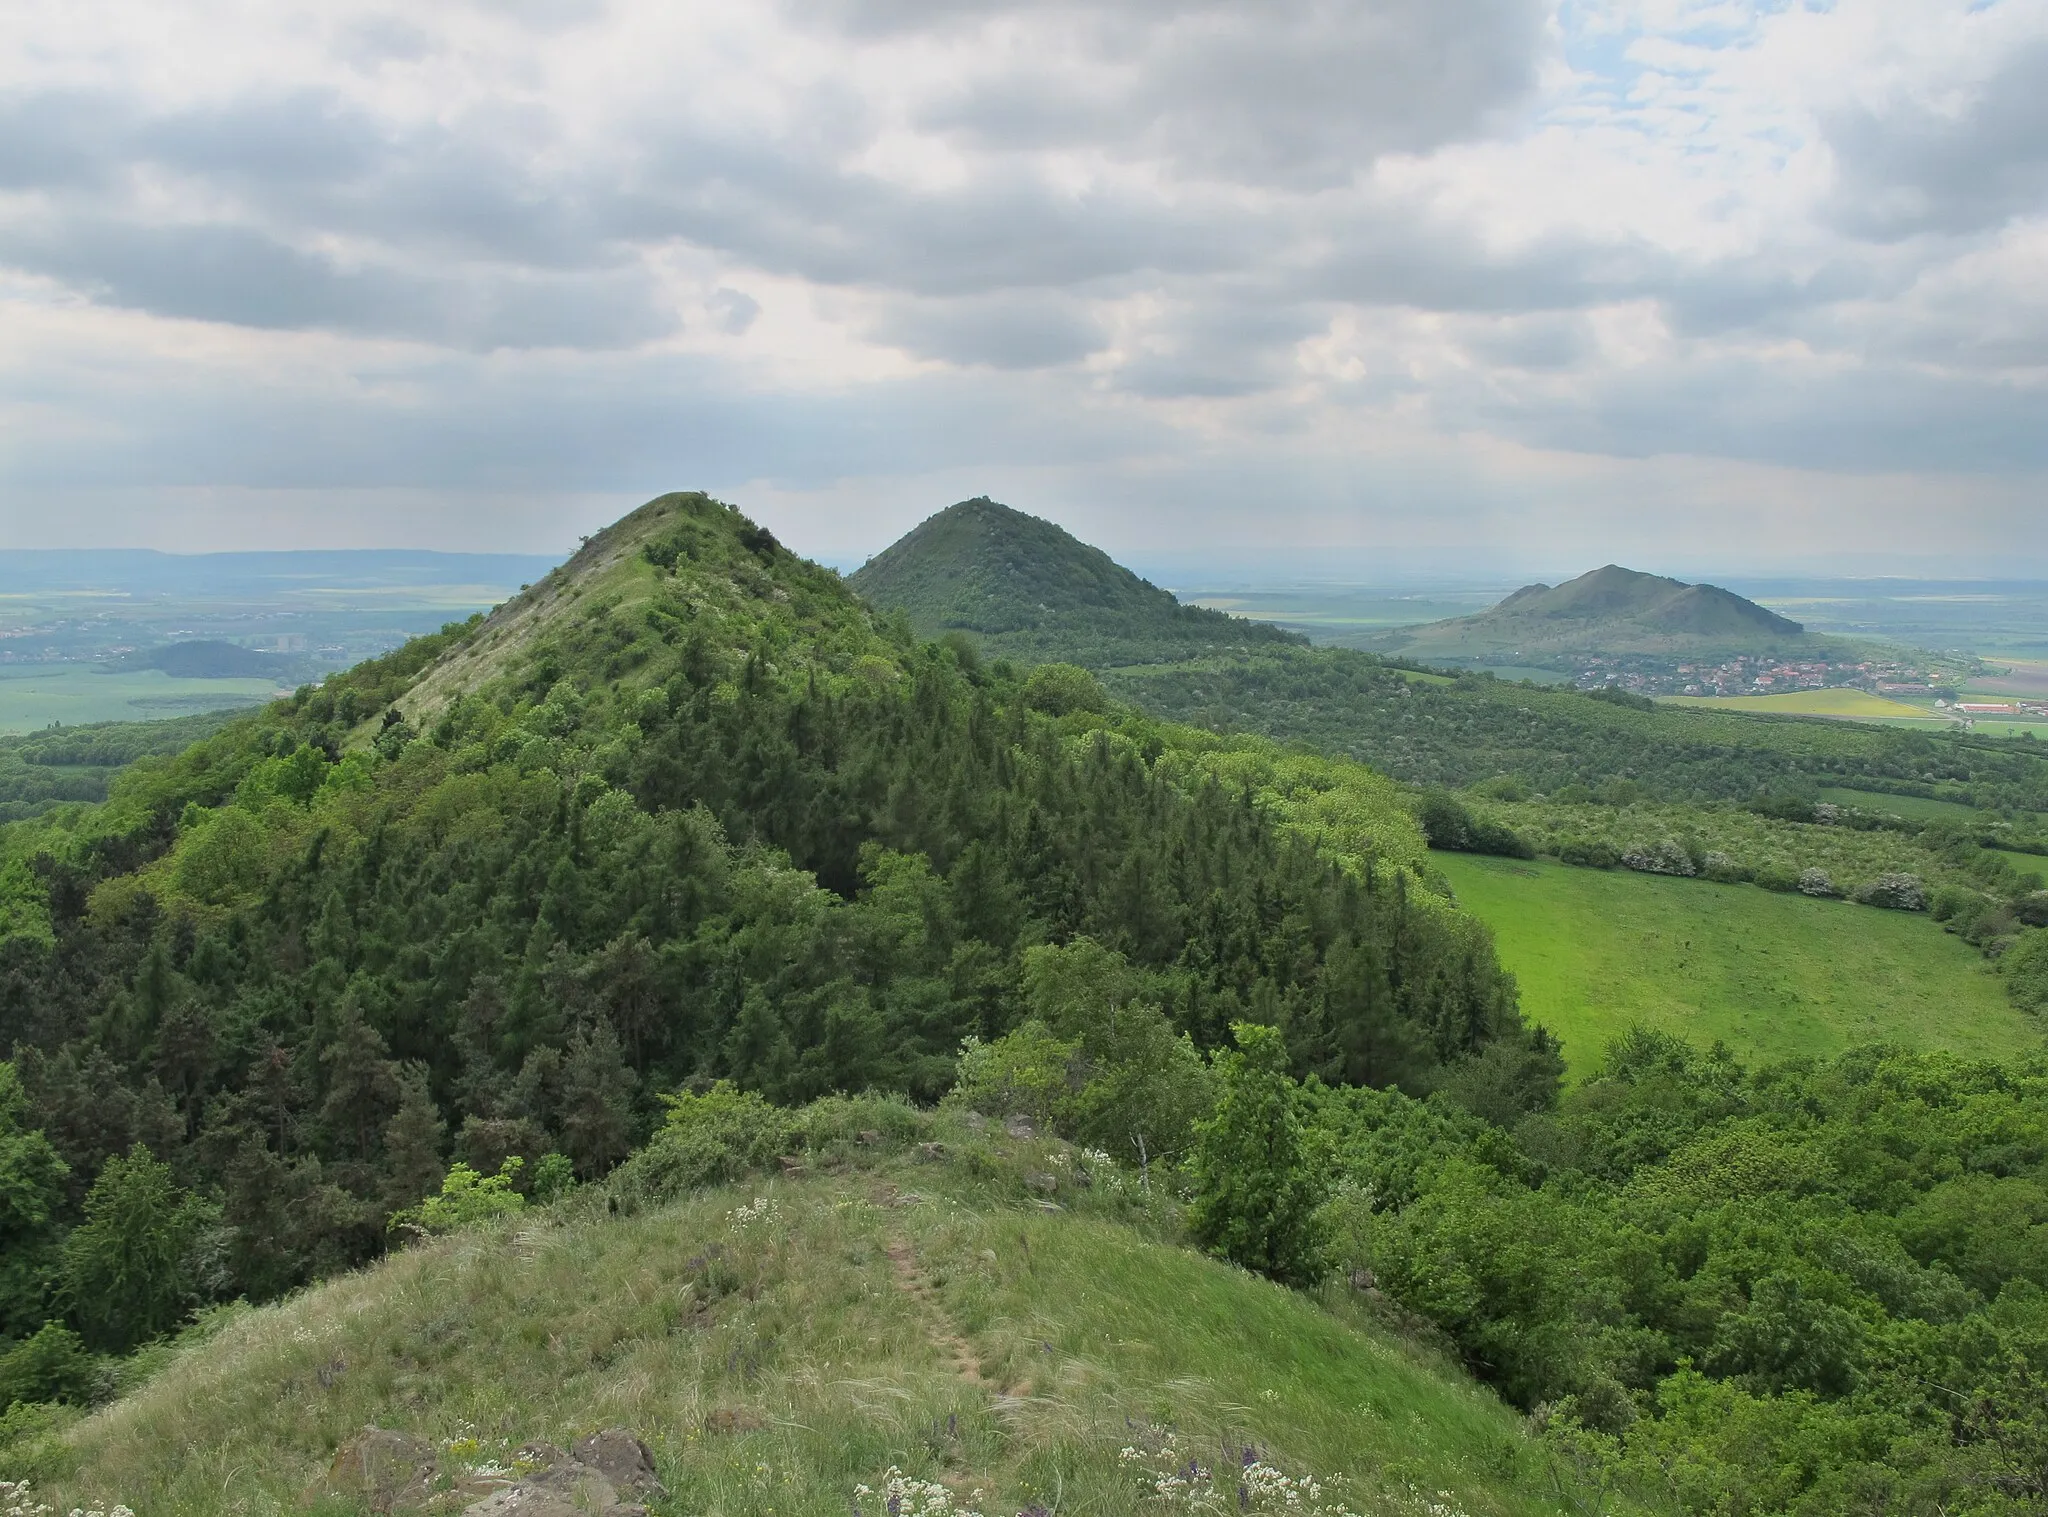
top-left (0, 0), bottom-right (2044, 562)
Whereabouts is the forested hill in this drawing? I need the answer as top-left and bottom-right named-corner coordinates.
top-left (1371, 563), bottom-right (1828, 661)
top-left (0, 491), bottom-right (1541, 1342)
top-left (848, 496), bottom-right (1304, 664)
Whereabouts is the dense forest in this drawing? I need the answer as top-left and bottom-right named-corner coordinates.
top-left (0, 494), bottom-right (1537, 1384)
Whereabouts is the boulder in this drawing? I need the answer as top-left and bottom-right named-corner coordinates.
top-left (572, 1429), bottom-right (667, 1500)
top-left (308, 1427), bottom-right (438, 1513)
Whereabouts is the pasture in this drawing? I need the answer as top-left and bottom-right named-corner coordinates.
top-left (1433, 852), bottom-right (2040, 1075)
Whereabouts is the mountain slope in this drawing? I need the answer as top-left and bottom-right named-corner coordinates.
top-left (19, 1127), bottom-right (1561, 1517)
top-left (0, 491), bottom-right (1533, 1378)
top-left (849, 498), bottom-right (1303, 664)
top-left (1372, 565), bottom-right (1818, 662)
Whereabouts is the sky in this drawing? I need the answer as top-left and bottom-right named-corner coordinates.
top-left (1, 0), bottom-right (2044, 577)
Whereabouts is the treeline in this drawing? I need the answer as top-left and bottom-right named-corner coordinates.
top-left (0, 711), bottom-right (243, 824)
top-left (0, 494), bottom-right (1536, 1379)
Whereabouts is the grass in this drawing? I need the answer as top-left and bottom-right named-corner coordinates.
top-left (1432, 853), bottom-right (2041, 1076)
top-left (1992, 849), bottom-right (2048, 889)
top-left (0, 665), bottom-right (283, 734)
top-left (1659, 689), bottom-right (1934, 721)
top-left (21, 1134), bottom-right (1563, 1517)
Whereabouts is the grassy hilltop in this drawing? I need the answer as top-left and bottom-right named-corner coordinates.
top-left (29, 1120), bottom-right (1553, 1517)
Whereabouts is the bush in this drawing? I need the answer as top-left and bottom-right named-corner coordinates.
top-left (1853, 873), bottom-right (1927, 911)
top-left (391, 1158), bottom-right (526, 1236)
top-left (1021, 663), bottom-right (1108, 717)
top-left (951, 1023), bottom-right (1079, 1130)
top-left (1556, 837), bottom-right (1620, 869)
top-left (1415, 792), bottom-right (1534, 858)
top-left (2007, 930), bottom-right (2048, 1012)
top-left (1623, 839), bottom-right (1696, 877)
top-left (1754, 864), bottom-right (1801, 893)
top-left (1797, 868), bottom-right (1837, 898)
top-left (606, 1083), bottom-right (797, 1211)
top-left (0, 1323), bottom-right (96, 1409)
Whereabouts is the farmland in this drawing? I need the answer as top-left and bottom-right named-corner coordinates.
top-left (1660, 687), bottom-right (1941, 720)
top-left (0, 664), bottom-right (284, 734)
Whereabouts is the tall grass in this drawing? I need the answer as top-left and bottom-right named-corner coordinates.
top-left (15, 1133), bottom-right (1562, 1517)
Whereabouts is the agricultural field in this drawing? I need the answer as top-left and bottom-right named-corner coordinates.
top-left (1660, 688), bottom-right (1943, 721)
top-left (1432, 852), bottom-right (2040, 1075)
top-left (0, 664), bottom-right (284, 734)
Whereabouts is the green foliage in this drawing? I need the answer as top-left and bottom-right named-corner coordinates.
top-left (1312, 1036), bottom-right (2048, 1513)
top-left (1413, 791), bottom-right (1533, 858)
top-left (392, 1157), bottom-right (527, 1236)
top-left (60, 1145), bottom-right (215, 1354)
top-left (0, 1321), bottom-right (96, 1409)
top-left (0, 710), bottom-right (243, 825)
top-left (1188, 1023), bottom-right (1327, 1285)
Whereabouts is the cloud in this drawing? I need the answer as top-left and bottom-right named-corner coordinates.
top-left (0, 0), bottom-right (2045, 565)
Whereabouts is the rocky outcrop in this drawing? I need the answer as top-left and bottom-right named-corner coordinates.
top-left (308, 1426), bottom-right (665, 1515)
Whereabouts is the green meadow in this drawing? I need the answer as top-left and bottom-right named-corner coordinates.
top-left (1432, 852), bottom-right (2041, 1075)
top-left (0, 665), bottom-right (282, 734)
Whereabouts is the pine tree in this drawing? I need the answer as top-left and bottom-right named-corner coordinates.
top-left (381, 1064), bottom-right (446, 1213)
top-left (559, 1020), bottom-right (637, 1179)
top-left (318, 1001), bottom-right (399, 1161)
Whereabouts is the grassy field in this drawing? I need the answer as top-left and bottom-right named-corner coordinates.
top-left (23, 1131), bottom-right (1559, 1517)
top-left (1433, 853), bottom-right (2040, 1075)
top-left (1660, 688), bottom-right (1937, 721)
top-left (1993, 849), bottom-right (2048, 888)
top-left (0, 665), bottom-right (282, 734)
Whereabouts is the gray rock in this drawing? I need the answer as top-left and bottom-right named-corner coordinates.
top-left (306, 1426), bottom-right (438, 1513)
top-left (572, 1429), bottom-right (667, 1500)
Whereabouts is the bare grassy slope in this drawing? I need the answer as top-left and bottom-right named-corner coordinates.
top-left (30, 1128), bottom-right (1560, 1517)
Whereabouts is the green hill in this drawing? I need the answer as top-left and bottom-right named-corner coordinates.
top-left (1370, 565), bottom-right (1818, 663)
top-left (848, 498), bottom-right (1303, 665)
top-left (20, 1125), bottom-right (1558, 1517)
top-left (0, 490), bottom-right (1526, 1401)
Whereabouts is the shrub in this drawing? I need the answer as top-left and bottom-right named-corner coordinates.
top-left (1021, 663), bottom-right (1108, 716)
top-left (2006, 930), bottom-right (2048, 1012)
top-left (1754, 864), bottom-right (1801, 893)
top-left (1797, 868), bottom-right (1837, 898)
top-left (1415, 792), bottom-right (1534, 858)
top-left (1556, 837), bottom-right (1620, 869)
top-left (606, 1083), bottom-right (797, 1211)
top-left (951, 1023), bottom-right (1080, 1130)
top-left (391, 1158), bottom-right (526, 1236)
top-left (1623, 839), bottom-right (1696, 877)
top-left (1853, 873), bottom-right (1927, 911)
top-left (0, 1323), bottom-right (96, 1410)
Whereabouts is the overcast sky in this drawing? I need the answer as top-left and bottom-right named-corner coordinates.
top-left (1, 0), bottom-right (2044, 575)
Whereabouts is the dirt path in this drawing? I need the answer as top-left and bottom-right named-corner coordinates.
top-left (885, 1238), bottom-right (988, 1386)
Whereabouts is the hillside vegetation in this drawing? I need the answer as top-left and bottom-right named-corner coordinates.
top-left (0, 712), bottom-right (244, 824)
top-left (0, 493), bottom-right (1537, 1374)
top-left (847, 499), bottom-right (1303, 666)
top-left (22, 1115), bottom-right (1556, 1517)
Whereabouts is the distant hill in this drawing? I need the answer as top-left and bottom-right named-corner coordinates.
top-left (849, 497), bottom-right (1304, 664)
top-left (1369, 564), bottom-right (1823, 663)
top-left (133, 639), bottom-right (294, 679)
